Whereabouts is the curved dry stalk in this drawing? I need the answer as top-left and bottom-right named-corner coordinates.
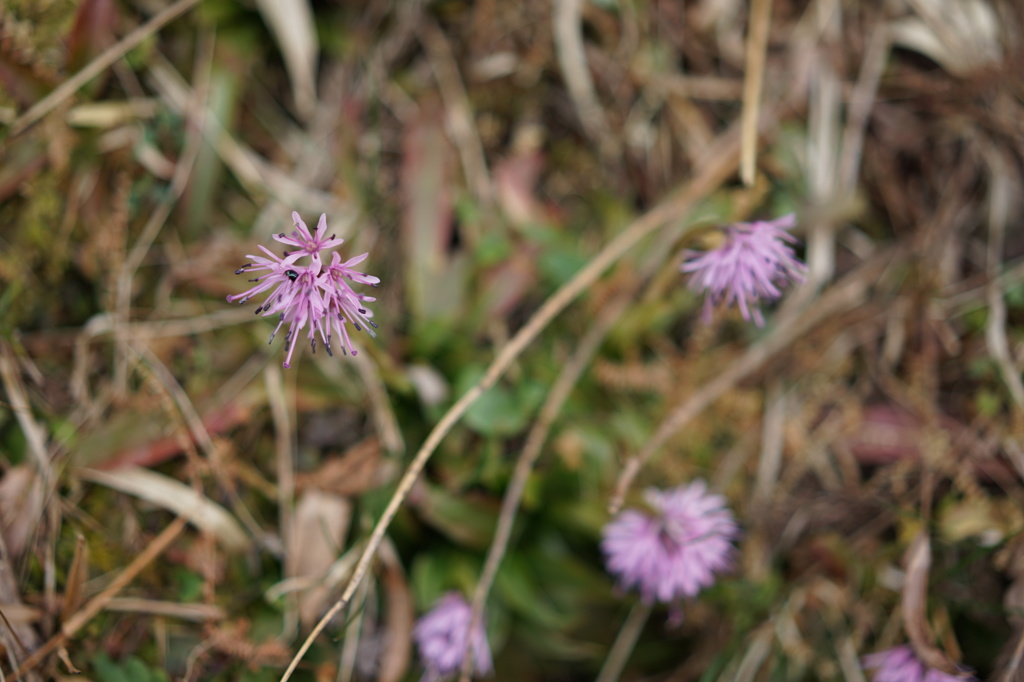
top-left (594, 601), bottom-right (653, 682)
top-left (278, 111), bottom-right (755, 682)
top-left (739, 0), bottom-right (773, 186)
top-left (610, 246), bottom-right (907, 513)
top-left (458, 295), bottom-right (630, 682)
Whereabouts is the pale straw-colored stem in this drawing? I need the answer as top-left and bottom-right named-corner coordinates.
top-left (279, 109), bottom-right (756, 682)
top-left (594, 601), bottom-right (653, 682)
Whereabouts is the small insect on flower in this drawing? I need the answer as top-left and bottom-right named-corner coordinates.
top-left (680, 213), bottom-right (807, 327)
top-left (602, 480), bottom-right (738, 606)
top-left (227, 213), bottom-right (379, 368)
top-left (861, 645), bottom-right (976, 682)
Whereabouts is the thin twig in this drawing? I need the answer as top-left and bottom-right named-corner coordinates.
top-left (419, 19), bottom-right (493, 208)
top-left (266, 364), bottom-right (297, 638)
top-left (553, 0), bottom-right (616, 160)
top-left (982, 149), bottom-right (1024, 408)
top-left (8, 0), bottom-right (204, 136)
top-left (459, 295), bottom-right (630, 682)
top-left (594, 601), bottom-right (653, 682)
top-left (278, 106), bottom-right (759, 682)
top-left (739, 0), bottom-right (773, 186)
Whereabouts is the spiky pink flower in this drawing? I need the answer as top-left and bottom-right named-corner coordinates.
top-left (414, 593), bottom-right (493, 682)
top-left (274, 212), bottom-right (345, 268)
top-left (862, 645), bottom-right (975, 682)
top-left (602, 480), bottom-right (738, 604)
top-left (228, 213), bottom-right (378, 367)
top-left (680, 214), bottom-right (806, 326)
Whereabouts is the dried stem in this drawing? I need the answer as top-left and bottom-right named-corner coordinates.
top-left (458, 295), bottom-right (631, 682)
top-left (739, 0), bottom-right (773, 186)
top-left (594, 601), bottom-right (653, 682)
top-left (278, 109), bottom-right (756, 682)
top-left (13, 517), bottom-right (188, 678)
top-left (8, 0), bottom-right (204, 136)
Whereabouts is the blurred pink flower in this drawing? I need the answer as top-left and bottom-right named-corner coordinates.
top-left (414, 592), bottom-right (493, 682)
top-left (862, 645), bottom-right (975, 682)
top-left (228, 213), bottom-right (378, 367)
top-left (680, 214), bottom-right (806, 326)
top-left (602, 480), bottom-right (738, 604)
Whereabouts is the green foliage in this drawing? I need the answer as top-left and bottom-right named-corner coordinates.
top-left (91, 653), bottom-right (170, 682)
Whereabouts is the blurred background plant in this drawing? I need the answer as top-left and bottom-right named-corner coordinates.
top-left (1, 0), bottom-right (1024, 680)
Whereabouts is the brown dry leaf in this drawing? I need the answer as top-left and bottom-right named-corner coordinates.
top-left (377, 540), bottom-right (413, 682)
top-left (78, 467), bottom-right (250, 552)
top-left (286, 490), bottom-right (351, 628)
top-left (0, 554), bottom-right (41, 681)
top-left (295, 438), bottom-right (387, 496)
top-left (0, 465), bottom-right (45, 558)
top-left (206, 620), bottom-right (290, 667)
top-left (252, 0), bottom-right (318, 117)
top-left (60, 534), bottom-right (88, 621)
top-left (902, 531), bottom-right (964, 675)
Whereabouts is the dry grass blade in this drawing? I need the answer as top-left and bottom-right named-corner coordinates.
top-left (253, 0), bottom-right (319, 118)
top-left (59, 535), bottom-right (88, 623)
top-left (78, 467), bottom-right (250, 552)
top-left (103, 598), bottom-right (225, 622)
top-left (901, 531), bottom-right (966, 675)
top-left (285, 490), bottom-right (351, 628)
top-left (377, 539), bottom-right (413, 682)
top-left (0, 344), bottom-right (50, 468)
top-left (0, 466), bottom-right (45, 559)
top-left (740, 0), bottom-right (774, 186)
top-left (14, 517), bottom-right (188, 679)
top-left (7, 0), bottom-right (203, 136)
top-left (594, 601), bottom-right (653, 682)
top-left (982, 148), bottom-right (1024, 408)
top-left (0, 542), bottom-right (41, 681)
top-left (279, 98), bottom-right (760, 682)
top-left (461, 295), bottom-right (630, 682)
top-left (552, 0), bottom-right (615, 159)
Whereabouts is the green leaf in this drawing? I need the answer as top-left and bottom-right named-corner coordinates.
top-left (414, 484), bottom-right (498, 549)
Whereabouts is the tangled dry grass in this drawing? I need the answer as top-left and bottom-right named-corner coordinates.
top-left (2, 0), bottom-right (1024, 680)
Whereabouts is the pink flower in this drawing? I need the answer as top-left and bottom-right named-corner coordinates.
top-left (680, 214), bottom-right (806, 326)
top-left (274, 212), bottom-right (345, 269)
top-left (228, 213), bottom-right (378, 367)
top-left (414, 593), bottom-right (493, 682)
top-left (862, 645), bottom-right (975, 682)
top-left (318, 251), bottom-right (380, 357)
top-left (602, 480), bottom-right (738, 604)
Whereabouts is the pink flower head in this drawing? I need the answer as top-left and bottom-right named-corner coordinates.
top-left (228, 213), bottom-right (379, 367)
top-left (274, 212), bottom-right (345, 268)
top-left (414, 593), bottom-right (493, 682)
top-left (680, 214), bottom-right (806, 326)
top-left (602, 480), bottom-right (738, 604)
top-left (318, 251), bottom-right (379, 357)
top-left (862, 645), bottom-right (976, 682)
